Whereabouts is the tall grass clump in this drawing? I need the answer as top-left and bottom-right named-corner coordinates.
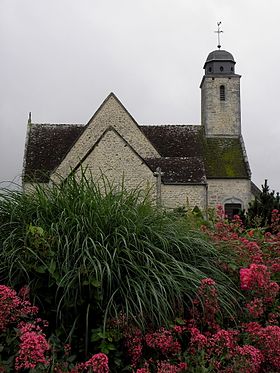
top-left (0, 174), bottom-right (239, 347)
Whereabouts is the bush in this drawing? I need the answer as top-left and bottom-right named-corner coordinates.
top-left (0, 175), bottom-right (238, 357)
top-left (246, 180), bottom-right (280, 230)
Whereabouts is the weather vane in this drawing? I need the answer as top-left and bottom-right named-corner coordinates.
top-left (215, 21), bottom-right (223, 49)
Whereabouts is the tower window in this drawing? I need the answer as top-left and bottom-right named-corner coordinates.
top-left (220, 85), bottom-right (225, 101)
top-left (208, 67), bottom-right (212, 72)
top-left (220, 66), bottom-right (224, 72)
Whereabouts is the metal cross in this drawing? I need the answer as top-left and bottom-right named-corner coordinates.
top-left (215, 21), bottom-right (223, 49)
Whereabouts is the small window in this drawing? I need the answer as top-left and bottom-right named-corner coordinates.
top-left (220, 66), bottom-right (224, 72)
top-left (225, 203), bottom-right (242, 220)
top-left (231, 67), bottom-right (234, 72)
top-left (208, 67), bottom-right (212, 72)
top-left (220, 85), bottom-right (225, 101)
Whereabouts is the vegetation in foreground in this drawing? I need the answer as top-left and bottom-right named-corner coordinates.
top-left (0, 177), bottom-right (280, 372)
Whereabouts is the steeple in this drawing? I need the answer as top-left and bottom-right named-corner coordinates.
top-left (200, 44), bottom-right (241, 137)
top-left (203, 49), bottom-right (236, 75)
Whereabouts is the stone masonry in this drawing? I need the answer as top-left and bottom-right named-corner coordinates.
top-left (201, 76), bottom-right (241, 137)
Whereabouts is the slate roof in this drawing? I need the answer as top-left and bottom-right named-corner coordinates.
top-left (23, 123), bottom-right (84, 183)
top-left (23, 123), bottom-right (250, 184)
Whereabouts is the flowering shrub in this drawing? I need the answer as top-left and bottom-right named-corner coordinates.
top-left (191, 278), bottom-right (220, 330)
top-left (0, 285), bottom-right (110, 373)
top-left (15, 322), bottom-right (50, 370)
top-left (0, 285), bottom-right (49, 372)
top-left (0, 284), bottom-right (38, 333)
top-left (119, 208), bottom-right (280, 372)
top-left (1, 206), bottom-right (280, 372)
top-left (145, 328), bottom-right (181, 356)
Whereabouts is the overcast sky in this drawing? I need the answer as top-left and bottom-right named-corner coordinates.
top-left (1, 0), bottom-right (279, 192)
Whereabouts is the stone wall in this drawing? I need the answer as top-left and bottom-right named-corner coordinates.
top-left (207, 178), bottom-right (252, 210)
top-left (201, 76), bottom-right (241, 137)
top-left (23, 178), bottom-right (253, 214)
top-left (161, 184), bottom-right (206, 210)
top-left (75, 128), bottom-right (157, 197)
top-left (23, 182), bottom-right (47, 193)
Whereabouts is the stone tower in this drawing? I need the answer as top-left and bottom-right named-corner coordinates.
top-left (200, 50), bottom-right (241, 137)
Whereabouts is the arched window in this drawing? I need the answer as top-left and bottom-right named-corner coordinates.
top-left (220, 85), bottom-right (225, 101)
top-left (224, 203), bottom-right (242, 220)
top-left (223, 197), bottom-right (243, 220)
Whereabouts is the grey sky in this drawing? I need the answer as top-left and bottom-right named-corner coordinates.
top-left (1, 0), bottom-right (279, 191)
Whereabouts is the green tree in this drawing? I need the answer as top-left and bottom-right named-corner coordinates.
top-left (246, 179), bottom-right (280, 228)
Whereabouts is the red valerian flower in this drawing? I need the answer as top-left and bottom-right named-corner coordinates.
top-left (84, 353), bottom-right (109, 373)
top-left (157, 360), bottom-right (187, 373)
top-left (234, 345), bottom-right (263, 373)
top-left (246, 323), bottom-right (280, 369)
top-left (124, 327), bottom-right (143, 367)
top-left (15, 322), bottom-right (50, 371)
top-left (240, 264), bottom-right (270, 291)
top-left (246, 298), bottom-right (264, 318)
top-left (145, 328), bottom-right (181, 356)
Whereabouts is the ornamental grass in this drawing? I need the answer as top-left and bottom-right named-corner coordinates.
top-left (0, 174), bottom-right (239, 346)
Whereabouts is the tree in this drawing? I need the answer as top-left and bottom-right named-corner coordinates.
top-left (246, 179), bottom-right (280, 228)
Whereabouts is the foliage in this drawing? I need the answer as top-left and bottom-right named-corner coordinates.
top-left (120, 207), bottom-right (280, 372)
top-left (0, 175), bottom-right (238, 361)
top-left (0, 284), bottom-right (111, 372)
top-left (246, 179), bottom-right (280, 229)
top-left (1, 202), bottom-right (280, 371)
top-left (0, 284), bottom-right (49, 372)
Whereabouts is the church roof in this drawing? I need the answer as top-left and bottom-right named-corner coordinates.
top-left (23, 123), bottom-right (84, 183)
top-left (206, 50), bottom-right (235, 63)
top-left (23, 122), bottom-right (250, 184)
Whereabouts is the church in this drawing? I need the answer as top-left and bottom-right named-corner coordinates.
top-left (22, 47), bottom-right (256, 217)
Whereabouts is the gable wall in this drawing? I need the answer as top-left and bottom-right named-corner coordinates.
top-left (51, 95), bottom-right (159, 182)
top-left (75, 129), bottom-right (157, 197)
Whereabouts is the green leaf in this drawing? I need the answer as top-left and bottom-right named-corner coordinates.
top-left (35, 265), bottom-right (46, 273)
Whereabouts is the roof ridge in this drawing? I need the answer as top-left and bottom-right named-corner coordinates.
top-left (31, 123), bottom-right (85, 127)
top-left (140, 124), bottom-right (200, 127)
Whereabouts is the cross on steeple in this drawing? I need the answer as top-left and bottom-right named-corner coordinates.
top-left (215, 21), bottom-right (223, 49)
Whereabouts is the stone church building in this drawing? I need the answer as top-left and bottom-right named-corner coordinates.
top-left (23, 48), bottom-right (256, 217)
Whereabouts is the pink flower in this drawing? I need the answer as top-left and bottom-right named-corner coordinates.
top-left (157, 360), bottom-right (187, 373)
top-left (192, 278), bottom-right (220, 329)
top-left (136, 368), bottom-right (150, 373)
top-left (240, 268), bottom-right (251, 290)
top-left (0, 285), bottom-right (39, 333)
top-left (247, 324), bottom-right (280, 369)
top-left (0, 285), bottom-right (21, 332)
top-left (145, 328), bottom-right (181, 356)
top-left (189, 327), bottom-right (207, 350)
top-left (208, 329), bottom-right (238, 356)
top-left (246, 298), bottom-right (264, 318)
top-left (84, 353), bottom-right (109, 373)
top-left (235, 345), bottom-right (263, 373)
top-left (240, 264), bottom-right (270, 291)
top-left (15, 323), bottom-right (50, 371)
top-left (124, 327), bottom-right (143, 367)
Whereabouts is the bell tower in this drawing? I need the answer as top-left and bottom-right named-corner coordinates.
top-left (200, 46), bottom-right (241, 137)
